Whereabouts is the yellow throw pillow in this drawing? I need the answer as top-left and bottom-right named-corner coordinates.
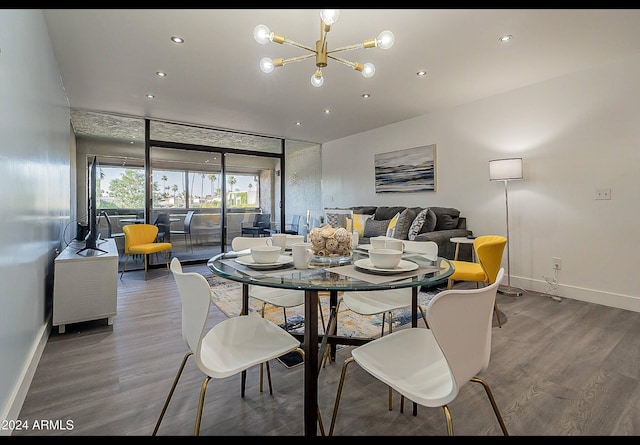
top-left (352, 213), bottom-right (373, 237)
top-left (386, 212), bottom-right (401, 238)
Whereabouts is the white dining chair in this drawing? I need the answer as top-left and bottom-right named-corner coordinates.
top-left (153, 258), bottom-right (323, 435)
top-left (329, 269), bottom-right (508, 436)
top-left (230, 236), bottom-right (326, 392)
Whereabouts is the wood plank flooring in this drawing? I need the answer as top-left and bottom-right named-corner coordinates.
top-left (14, 263), bottom-right (640, 436)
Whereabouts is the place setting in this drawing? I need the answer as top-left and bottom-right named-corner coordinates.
top-left (354, 248), bottom-right (418, 276)
top-left (233, 245), bottom-right (293, 270)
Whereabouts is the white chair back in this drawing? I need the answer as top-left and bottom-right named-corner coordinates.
top-left (231, 236), bottom-right (273, 251)
top-left (170, 258), bottom-right (211, 355)
top-left (426, 268), bottom-right (504, 392)
top-left (402, 240), bottom-right (438, 260)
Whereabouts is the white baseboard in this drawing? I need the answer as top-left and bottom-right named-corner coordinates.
top-left (517, 277), bottom-right (640, 313)
top-left (0, 315), bottom-right (51, 436)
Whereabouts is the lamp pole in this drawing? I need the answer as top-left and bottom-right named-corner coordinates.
top-left (500, 179), bottom-right (523, 297)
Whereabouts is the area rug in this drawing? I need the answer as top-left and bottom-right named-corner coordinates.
top-left (205, 274), bottom-right (441, 368)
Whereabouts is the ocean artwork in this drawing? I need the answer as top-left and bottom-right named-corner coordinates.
top-left (374, 144), bottom-right (436, 193)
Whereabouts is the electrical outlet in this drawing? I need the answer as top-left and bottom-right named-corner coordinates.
top-left (595, 188), bottom-right (611, 200)
top-left (552, 257), bottom-right (562, 270)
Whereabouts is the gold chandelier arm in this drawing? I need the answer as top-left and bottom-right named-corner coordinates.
top-left (327, 42), bottom-right (366, 54)
top-left (280, 38), bottom-right (316, 54)
top-left (281, 53), bottom-right (316, 65)
top-left (327, 54), bottom-right (358, 69)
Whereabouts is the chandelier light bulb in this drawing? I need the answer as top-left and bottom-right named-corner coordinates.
top-left (361, 63), bottom-right (375, 78)
top-left (376, 30), bottom-right (395, 49)
top-left (320, 9), bottom-right (340, 26)
top-left (259, 57), bottom-right (275, 73)
top-left (311, 70), bottom-right (324, 87)
top-left (253, 24), bottom-right (272, 44)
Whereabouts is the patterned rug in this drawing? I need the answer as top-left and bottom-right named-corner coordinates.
top-left (205, 274), bottom-right (441, 367)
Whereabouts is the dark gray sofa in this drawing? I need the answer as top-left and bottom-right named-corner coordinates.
top-left (350, 205), bottom-right (473, 261)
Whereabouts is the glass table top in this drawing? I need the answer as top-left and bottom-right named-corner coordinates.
top-left (207, 247), bottom-right (453, 292)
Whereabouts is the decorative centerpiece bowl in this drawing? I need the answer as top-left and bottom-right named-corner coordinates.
top-left (308, 224), bottom-right (352, 259)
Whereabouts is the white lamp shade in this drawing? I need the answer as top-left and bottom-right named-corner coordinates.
top-left (489, 158), bottom-right (523, 181)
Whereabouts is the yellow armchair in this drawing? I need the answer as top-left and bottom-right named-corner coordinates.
top-left (447, 235), bottom-right (507, 327)
top-left (120, 224), bottom-right (172, 280)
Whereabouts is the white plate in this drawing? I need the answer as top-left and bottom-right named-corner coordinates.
top-left (354, 258), bottom-right (419, 275)
top-left (235, 255), bottom-right (294, 270)
top-left (357, 244), bottom-right (372, 251)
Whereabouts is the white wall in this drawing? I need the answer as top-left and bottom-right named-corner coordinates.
top-left (0, 10), bottom-right (71, 429)
top-left (323, 54), bottom-right (640, 312)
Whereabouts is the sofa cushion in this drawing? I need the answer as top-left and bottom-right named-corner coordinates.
top-left (374, 206), bottom-right (407, 221)
top-left (350, 206), bottom-right (377, 215)
top-left (408, 208), bottom-right (432, 240)
top-left (418, 208), bottom-right (438, 234)
top-left (393, 208), bottom-right (419, 240)
top-left (431, 207), bottom-right (460, 230)
top-left (386, 212), bottom-right (401, 237)
top-left (364, 218), bottom-right (390, 238)
top-left (352, 213), bottom-right (373, 237)
top-left (325, 212), bottom-right (350, 229)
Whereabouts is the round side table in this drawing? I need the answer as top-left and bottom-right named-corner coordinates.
top-left (450, 236), bottom-right (476, 261)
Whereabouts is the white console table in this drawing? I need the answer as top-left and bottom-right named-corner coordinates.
top-left (53, 238), bottom-right (118, 333)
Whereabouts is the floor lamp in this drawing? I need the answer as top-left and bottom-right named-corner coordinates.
top-left (489, 158), bottom-right (523, 297)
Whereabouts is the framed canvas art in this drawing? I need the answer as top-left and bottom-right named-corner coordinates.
top-left (374, 144), bottom-right (436, 193)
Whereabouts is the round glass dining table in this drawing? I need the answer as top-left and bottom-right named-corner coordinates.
top-left (207, 248), bottom-right (453, 436)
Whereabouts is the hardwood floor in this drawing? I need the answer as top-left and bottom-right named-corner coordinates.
top-left (15, 262), bottom-right (640, 436)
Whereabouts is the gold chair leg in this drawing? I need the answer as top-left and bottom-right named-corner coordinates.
top-left (152, 351), bottom-right (193, 435)
top-left (119, 254), bottom-right (130, 280)
top-left (143, 254), bottom-right (148, 280)
top-left (265, 360), bottom-right (273, 395)
top-left (419, 306), bottom-right (429, 328)
top-left (329, 356), bottom-right (355, 436)
top-left (443, 405), bottom-right (454, 436)
top-left (494, 302), bottom-right (502, 328)
top-left (194, 376), bottom-right (212, 436)
top-left (470, 377), bottom-right (509, 435)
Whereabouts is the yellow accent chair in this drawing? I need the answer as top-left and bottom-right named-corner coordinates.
top-left (120, 224), bottom-right (172, 280)
top-left (447, 235), bottom-right (507, 327)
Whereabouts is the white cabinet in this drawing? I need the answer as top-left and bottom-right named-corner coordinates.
top-left (53, 238), bottom-right (118, 333)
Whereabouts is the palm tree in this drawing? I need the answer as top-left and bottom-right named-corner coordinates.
top-left (161, 175), bottom-right (168, 198)
top-left (208, 174), bottom-right (216, 197)
top-left (200, 173), bottom-right (205, 200)
top-left (227, 175), bottom-right (236, 206)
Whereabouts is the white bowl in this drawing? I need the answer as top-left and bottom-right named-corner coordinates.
top-left (368, 248), bottom-right (403, 269)
top-left (250, 245), bottom-right (282, 264)
top-left (370, 236), bottom-right (403, 251)
top-left (286, 234), bottom-right (305, 248)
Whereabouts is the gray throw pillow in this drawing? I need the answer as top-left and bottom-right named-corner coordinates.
top-left (408, 208), bottom-right (427, 240)
top-left (393, 208), bottom-right (418, 240)
top-left (431, 207), bottom-right (460, 230)
top-left (364, 218), bottom-right (390, 238)
top-left (418, 208), bottom-right (437, 234)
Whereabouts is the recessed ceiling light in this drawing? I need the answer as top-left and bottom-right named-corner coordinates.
top-left (499, 34), bottom-right (513, 42)
top-left (146, 94), bottom-right (155, 99)
top-left (324, 109), bottom-right (331, 115)
top-left (295, 121), bottom-right (301, 126)
top-left (156, 71), bottom-right (167, 77)
top-left (171, 36), bottom-right (184, 44)
top-left (416, 70), bottom-right (427, 77)
top-left (362, 93), bottom-right (371, 98)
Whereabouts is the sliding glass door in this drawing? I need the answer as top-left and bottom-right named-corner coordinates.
top-left (149, 147), bottom-right (223, 264)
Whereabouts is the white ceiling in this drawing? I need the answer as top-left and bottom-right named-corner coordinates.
top-left (43, 8), bottom-right (640, 144)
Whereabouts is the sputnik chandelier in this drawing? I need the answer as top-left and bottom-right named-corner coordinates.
top-left (253, 9), bottom-right (394, 88)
